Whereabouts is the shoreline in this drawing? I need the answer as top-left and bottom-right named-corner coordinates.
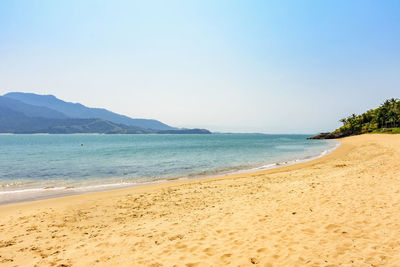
top-left (0, 138), bottom-right (344, 211)
top-left (1, 134), bottom-right (399, 266)
top-left (0, 140), bottom-right (340, 206)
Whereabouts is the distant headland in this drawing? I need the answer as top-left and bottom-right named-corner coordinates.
top-left (310, 98), bottom-right (400, 139)
top-left (0, 92), bottom-right (211, 134)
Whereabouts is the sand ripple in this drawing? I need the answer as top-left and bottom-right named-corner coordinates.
top-left (1, 134), bottom-right (400, 266)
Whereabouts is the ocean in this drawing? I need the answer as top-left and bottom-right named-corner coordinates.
top-left (0, 134), bottom-right (339, 205)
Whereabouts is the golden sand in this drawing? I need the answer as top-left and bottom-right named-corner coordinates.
top-left (1, 134), bottom-right (400, 266)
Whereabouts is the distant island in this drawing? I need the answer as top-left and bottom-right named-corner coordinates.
top-left (0, 92), bottom-right (211, 134)
top-left (311, 98), bottom-right (400, 139)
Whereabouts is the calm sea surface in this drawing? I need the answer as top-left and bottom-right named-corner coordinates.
top-left (0, 134), bottom-right (338, 204)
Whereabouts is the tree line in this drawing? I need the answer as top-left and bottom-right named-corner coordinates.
top-left (310, 98), bottom-right (400, 139)
top-left (339, 98), bottom-right (400, 135)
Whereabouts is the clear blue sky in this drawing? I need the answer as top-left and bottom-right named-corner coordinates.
top-left (1, 0), bottom-right (399, 133)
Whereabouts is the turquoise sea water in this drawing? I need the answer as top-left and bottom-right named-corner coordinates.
top-left (0, 134), bottom-right (338, 204)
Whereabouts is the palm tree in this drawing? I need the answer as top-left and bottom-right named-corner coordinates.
top-left (346, 114), bottom-right (362, 133)
top-left (376, 108), bottom-right (387, 128)
top-left (388, 98), bottom-right (399, 127)
top-left (339, 118), bottom-right (348, 126)
top-left (335, 98), bottom-right (400, 137)
top-left (388, 109), bottom-right (398, 128)
top-left (380, 100), bottom-right (392, 128)
top-left (396, 101), bottom-right (400, 114)
top-left (389, 98), bottom-right (398, 106)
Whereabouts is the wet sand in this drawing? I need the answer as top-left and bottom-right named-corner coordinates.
top-left (1, 134), bottom-right (400, 266)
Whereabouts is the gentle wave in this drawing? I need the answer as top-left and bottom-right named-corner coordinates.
top-left (226, 141), bottom-right (340, 175)
top-left (0, 139), bottom-right (340, 205)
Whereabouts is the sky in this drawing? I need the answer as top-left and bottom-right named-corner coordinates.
top-left (0, 0), bottom-right (399, 133)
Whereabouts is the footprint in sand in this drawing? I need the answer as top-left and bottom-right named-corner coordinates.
top-left (250, 257), bottom-right (259, 264)
top-left (203, 247), bottom-right (216, 256)
top-left (220, 253), bottom-right (232, 263)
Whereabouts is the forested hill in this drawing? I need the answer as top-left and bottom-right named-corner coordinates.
top-left (4, 92), bottom-right (174, 131)
top-left (310, 98), bottom-right (400, 139)
top-left (0, 93), bottom-right (211, 134)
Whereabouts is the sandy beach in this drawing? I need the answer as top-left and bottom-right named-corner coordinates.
top-left (1, 134), bottom-right (400, 266)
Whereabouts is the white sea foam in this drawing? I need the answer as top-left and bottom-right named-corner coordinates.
top-left (225, 140), bottom-right (340, 176)
top-left (0, 136), bottom-right (340, 205)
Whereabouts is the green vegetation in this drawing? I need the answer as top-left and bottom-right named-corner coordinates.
top-left (339, 98), bottom-right (400, 134)
top-left (310, 98), bottom-right (400, 139)
top-left (370, 127), bottom-right (400, 134)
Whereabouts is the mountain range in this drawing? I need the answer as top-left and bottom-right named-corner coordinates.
top-left (0, 92), bottom-right (211, 134)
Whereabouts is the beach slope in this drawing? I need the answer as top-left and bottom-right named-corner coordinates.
top-left (1, 134), bottom-right (400, 266)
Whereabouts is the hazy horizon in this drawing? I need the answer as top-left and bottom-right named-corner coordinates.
top-left (1, 0), bottom-right (399, 133)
